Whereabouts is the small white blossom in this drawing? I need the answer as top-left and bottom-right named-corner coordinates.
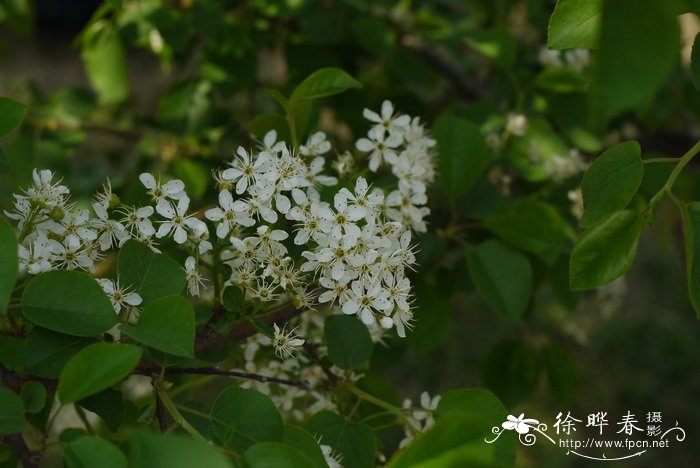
top-left (271, 323), bottom-right (305, 359)
top-left (97, 278), bottom-right (142, 314)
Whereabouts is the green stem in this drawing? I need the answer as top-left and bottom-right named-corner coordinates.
top-left (288, 114), bottom-right (298, 149)
top-left (210, 243), bottom-right (222, 305)
top-left (348, 386), bottom-right (420, 433)
top-left (645, 140), bottom-right (700, 217)
top-left (157, 388), bottom-right (206, 441)
top-left (643, 157), bottom-right (681, 165)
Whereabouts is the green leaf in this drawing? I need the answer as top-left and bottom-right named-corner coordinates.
top-left (692, 33), bottom-right (700, 91)
top-left (210, 387), bottom-right (284, 453)
top-left (0, 96), bottom-right (28, 137)
top-left (24, 328), bottom-right (95, 378)
top-left (0, 147), bottom-right (9, 172)
top-left (0, 217), bottom-right (18, 313)
top-left (436, 389), bottom-right (510, 430)
top-left (249, 114), bottom-right (292, 143)
top-left (408, 277), bottom-right (453, 353)
top-left (222, 285), bottom-right (245, 314)
top-left (126, 430), bottom-right (231, 468)
top-left (22, 270), bottom-right (117, 337)
top-left (548, 0), bottom-right (601, 49)
top-left (78, 389), bottom-right (124, 433)
top-left (265, 88), bottom-right (289, 111)
top-left (324, 315), bottom-right (373, 370)
top-left (64, 436), bottom-right (127, 468)
top-left (388, 413), bottom-right (497, 468)
top-left (118, 240), bottom-right (186, 305)
top-left (20, 381), bottom-right (47, 414)
top-left (543, 344), bottom-right (579, 403)
top-left (580, 141), bottom-right (643, 228)
top-left (485, 199), bottom-right (566, 265)
top-left (536, 67), bottom-right (587, 93)
top-left (681, 202), bottom-right (700, 318)
top-left (508, 117), bottom-right (570, 182)
top-left (58, 343), bottom-right (142, 404)
top-left (0, 387), bottom-right (26, 434)
top-left (481, 340), bottom-right (540, 406)
top-left (244, 442), bottom-right (314, 468)
top-left (304, 411), bottom-right (375, 468)
top-left (82, 25), bottom-right (129, 105)
top-left (283, 425), bottom-right (328, 468)
top-left (465, 28), bottom-right (516, 69)
top-left (0, 335), bottom-right (24, 370)
top-left (120, 295), bottom-right (195, 357)
top-left (570, 209), bottom-right (644, 291)
top-left (467, 239), bottom-right (533, 320)
top-left (289, 67), bottom-right (361, 103)
top-left (433, 115), bottom-right (490, 197)
top-left (595, 0), bottom-right (679, 117)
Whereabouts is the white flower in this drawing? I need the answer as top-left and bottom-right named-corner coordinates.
top-left (320, 444), bottom-right (342, 468)
top-left (356, 128), bottom-right (402, 172)
top-left (300, 132), bottom-right (331, 157)
top-left (155, 196), bottom-right (202, 244)
top-left (326, 192), bottom-right (365, 240)
top-left (222, 147), bottom-right (272, 195)
top-left (18, 234), bottom-right (53, 275)
top-left (92, 203), bottom-right (129, 251)
top-left (362, 100), bottom-right (410, 139)
top-left (271, 323), bottom-right (305, 359)
top-left (51, 237), bottom-right (94, 271)
top-left (55, 209), bottom-right (98, 247)
top-left (139, 173), bottom-right (186, 202)
top-left (184, 256), bottom-right (205, 297)
top-left (342, 279), bottom-right (391, 325)
top-left (120, 205), bottom-right (155, 238)
top-left (538, 48), bottom-right (562, 68)
top-left (232, 188), bottom-right (278, 224)
top-left (505, 113), bottom-right (528, 136)
top-left (205, 189), bottom-right (255, 238)
top-left (564, 48), bottom-right (590, 72)
top-left (339, 177), bottom-right (383, 218)
top-left (97, 278), bottom-right (142, 313)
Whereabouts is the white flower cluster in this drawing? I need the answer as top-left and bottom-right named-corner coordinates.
top-left (238, 314), bottom-right (340, 422)
top-left (6, 101), bottom-right (434, 339)
top-left (538, 47), bottom-right (590, 72)
top-left (206, 100), bottom-right (434, 337)
top-left (399, 391), bottom-right (441, 448)
top-left (541, 148), bottom-right (587, 183)
top-left (5, 168), bottom-right (212, 307)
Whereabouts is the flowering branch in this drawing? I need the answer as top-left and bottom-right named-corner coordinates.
top-left (135, 366), bottom-right (310, 391)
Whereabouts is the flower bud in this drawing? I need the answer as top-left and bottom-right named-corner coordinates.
top-left (49, 205), bottom-right (65, 221)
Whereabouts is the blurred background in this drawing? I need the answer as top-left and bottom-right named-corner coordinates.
top-left (1, 1), bottom-right (698, 466)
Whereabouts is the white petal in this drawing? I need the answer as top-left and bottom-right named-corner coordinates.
top-left (355, 138), bottom-right (375, 152)
top-left (342, 300), bottom-right (359, 315)
top-left (156, 199), bottom-right (175, 219)
top-left (124, 292), bottom-right (142, 306)
top-left (173, 226), bottom-right (187, 244)
top-left (139, 173), bottom-right (156, 189)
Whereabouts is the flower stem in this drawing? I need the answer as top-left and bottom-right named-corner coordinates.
top-left (348, 386), bottom-right (420, 432)
top-left (645, 140), bottom-right (700, 218)
top-left (157, 387), bottom-right (206, 441)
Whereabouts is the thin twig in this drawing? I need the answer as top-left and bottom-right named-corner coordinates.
top-left (154, 388), bottom-right (168, 433)
top-left (3, 435), bottom-right (39, 468)
top-left (399, 33), bottom-right (487, 101)
top-left (303, 342), bottom-right (339, 385)
top-left (136, 366), bottom-right (310, 391)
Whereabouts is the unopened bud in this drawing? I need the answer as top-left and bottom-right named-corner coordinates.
top-left (109, 194), bottom-right (121, 210)
top-left (50, 206), bottom-right (65, 221)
